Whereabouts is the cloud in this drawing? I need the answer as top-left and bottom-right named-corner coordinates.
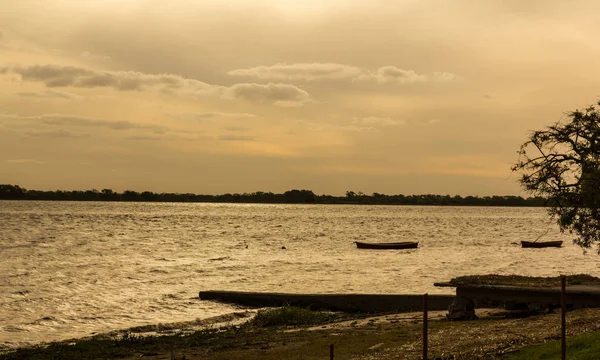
top-left (0, 35), bottom-right (43, 54)
top-left (173, 112), bottom-right (257, 121)
top-left (222, 126), bottom-right (249, 132)
top-left (126, 135), bottom-right (163, 141)
top-left (17, 90), bottom-right (83, 100)
top-left (430, 72), bottom-right (458, 82)
top-left (26, 128), bottom-right (90, 138)
top-left (6, 158), bottom-right (41, 164)
top-left (41, 115), bottom-right (166, 133)
top-left (0, 64), bottom-right (216, 93)
top-left (228, 63), bottom-right (362, 81)
top-left (80, 51), bottom-right (111, 61)
top-left (218, 135), bottom-right (256, 141)
top-left (354, 66), bottom-right (457, 84)
top-left (272, 100), bottom-right (306, 108)
top-left (229, 63), bottom-right (458, 84)
top-left (224, 83), bottom-right (311, 107)
top-left (0, 113), bottom-right (167, 134)
top-left (127, 133), bottom-right (210, 142)
top-left (1, 64), bottom-right (312, 106)
top-left (341, 125), bottom-right (378, 132)
top-left (352, 116), bottom-right (404, 127)
top-left (0, 65), bottom-right (310, 106)
top-left (357, 67), bottom-right (427, 84)
top-left (295, 119), bottom-right (377, 133)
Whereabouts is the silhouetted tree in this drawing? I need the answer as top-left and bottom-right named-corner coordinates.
top-left (283, 189), bottom-right (316, 203)
top-left (0, 184), bottom-right (545, 206)
top-left (512, 101), bottom-right (600, 251)
top-left (0, 184), bottom-right (26, 199)
top-left (345, 191), bottom-right (356, 201)
top-left (122, 190), bottom-right (140, 201)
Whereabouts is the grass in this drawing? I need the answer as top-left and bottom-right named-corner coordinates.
top-left (203, 326), bottom-right (415, 360)
top-left (449, 274), bottom-right (600, 287)
top-left (503, 330), bottom-right (600, 360)
top-left (245, 306), bottom-right (342, 328)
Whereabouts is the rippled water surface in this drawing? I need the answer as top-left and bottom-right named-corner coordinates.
top-left (1, 201), bottom-right (599, 349)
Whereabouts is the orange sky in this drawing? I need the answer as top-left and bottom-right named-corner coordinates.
top-left (1, 0), bottom-right (599, 195)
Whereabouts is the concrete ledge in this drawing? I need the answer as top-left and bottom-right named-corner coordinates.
top-left (456, 284), bottom-right (600, 309)
top-left (199, 291), bottom-right (455, 313)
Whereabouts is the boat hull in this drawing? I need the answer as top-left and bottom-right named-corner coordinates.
top-left (355, 241), bottom-right (418, 250)
top-left (521, 241), bottom-right (563, 248)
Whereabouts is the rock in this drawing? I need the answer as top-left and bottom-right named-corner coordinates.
top-left (447, 296), bottom-right (477, 321)
top-left (368, 343), bottom-right (384, 350)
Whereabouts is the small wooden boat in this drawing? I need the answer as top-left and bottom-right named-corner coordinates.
top-left (355, 241), bottom-right (418, 250)
top-left (521, 240), bottom-right (563, 248)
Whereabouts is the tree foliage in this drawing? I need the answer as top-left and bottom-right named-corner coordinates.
top-left (512, 101), bottom-right (600, 251)
top-left (0, 184), bottom-right (545, 206)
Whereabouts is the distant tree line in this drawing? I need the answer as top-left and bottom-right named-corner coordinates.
top-left (0, 184), bottom-right (548, 206)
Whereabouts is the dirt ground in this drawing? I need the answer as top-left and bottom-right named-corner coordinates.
top-left (127, 308), bottom-right (600, 360)
top-left (347, 308), bottom-right (600, 359)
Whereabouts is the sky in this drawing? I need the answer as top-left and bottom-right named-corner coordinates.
top-left (1, 0), bottom-right (599, 196)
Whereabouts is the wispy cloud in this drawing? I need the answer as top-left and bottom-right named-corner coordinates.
top-left (1, 64), bottom-right (312, 106)
top-left (223, 82), bottom-right (311, 107)
top-left (0, 113), bottom-right (167, 134)
top-left (41, 115), bottom-right (166, 133)
top-left (352, 116), bottom-right (405, 127)
top-left (17, 89), bottom-right (83, 100)
top-left (126, 135), bottom-right (163, 141)
top-left (354, 66), bottom-right (457, 84)
top-left (229, 63), bottom-right (458, 84)
top-left (26, 128), bottom-right (89, 138)
top-left (80, 51), bottom-right (111, 61)
top-left (6, 158), bottom-right (43, 164)
top-left (0, 64), bottom-right (216, 92)
top-left (295, 119), bottom-right (377, 133)
top-left (218, 135), bottom-right (256, 141)
top-left (340, 125), bottom-right (378, 132)
top-left (222, 126), bottom-right (249, 132)
top-left (172, 112), bottom-right (257, 121)
top-left (228, 63), bottom-right (362, 81)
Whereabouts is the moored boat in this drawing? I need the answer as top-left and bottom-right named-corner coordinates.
top-left (521, 240), bottom-right (563, 248)
top-left (355, 241), bottom-right (418, 250)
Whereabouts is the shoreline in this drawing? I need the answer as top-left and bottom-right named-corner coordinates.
top-left (3, 306), bottom-right (600, 359)
top-left (5, 275), bottom-right (600, 354)
top-left (0, 310), bottom-right (257, 353)
top-left (0, 198), bottom-right (547, 207)
top-left (5, 274), bottom-right (600, 358)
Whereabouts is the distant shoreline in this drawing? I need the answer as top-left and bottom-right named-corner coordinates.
top-left (1, 184), bottom-right (546, 206)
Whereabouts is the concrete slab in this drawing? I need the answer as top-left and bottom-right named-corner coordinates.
top-left (199, 291), bottom-right (455, 313)
top-left (455, 284), bottom-right (600, 309)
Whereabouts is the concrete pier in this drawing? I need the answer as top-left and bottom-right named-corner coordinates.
top-left (199, 284), bottom-right (600, 314)
top-left (454, 284), bottom-right (600, 309)
top-left (199, 291), bottom-right (455, 313)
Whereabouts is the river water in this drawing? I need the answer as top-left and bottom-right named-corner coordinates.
top-left (1, 201), bottom-right (599, 350)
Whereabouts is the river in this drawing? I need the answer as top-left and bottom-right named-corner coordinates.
top-left (1, 201), bottom-right (598, 349)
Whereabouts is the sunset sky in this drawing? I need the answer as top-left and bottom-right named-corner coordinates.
top-left (1, 0), bottom-right (599, 196)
